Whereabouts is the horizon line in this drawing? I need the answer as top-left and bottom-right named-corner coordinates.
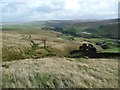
top-left (1, 18), bottom-right (119, 23)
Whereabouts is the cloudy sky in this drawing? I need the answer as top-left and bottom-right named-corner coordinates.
top-left (1, 0), bottom-right (119, 22)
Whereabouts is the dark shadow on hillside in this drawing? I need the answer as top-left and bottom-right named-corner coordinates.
top-left (69, 43), bottom-right (120, 58)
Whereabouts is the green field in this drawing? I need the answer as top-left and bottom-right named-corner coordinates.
top-left (102, 47), bottom-right (119, 53)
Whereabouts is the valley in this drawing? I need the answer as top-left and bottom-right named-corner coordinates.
top-left (1, 19), bottom-right (120, 88)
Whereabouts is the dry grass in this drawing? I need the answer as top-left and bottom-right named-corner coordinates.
top-left (2, 57), bottom-right (118, 88)
top-left (2, 30), bottom-right (84, 61)
top-left (2, 30), bottom-right (117, 88)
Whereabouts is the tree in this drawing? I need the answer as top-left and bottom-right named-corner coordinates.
top-left (63, 26), bottom-right (77, 36)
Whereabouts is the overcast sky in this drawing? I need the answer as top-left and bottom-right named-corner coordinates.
top-left (1, 0), bottom-right (119, 22)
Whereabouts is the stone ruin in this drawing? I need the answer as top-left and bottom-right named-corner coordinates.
top-left (79, 43), bottom-right (97, 54)
top-left (69, 43), bottom-right (120, 58)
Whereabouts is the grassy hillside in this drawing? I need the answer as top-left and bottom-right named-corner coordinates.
top-left (2, 19), bottom-right (119, 39)
top-left (1, 19), bottom-right (119, 88)
top-left (2, 30), bottom-right (88, 62)
top-left (41, 19), bottom-right (119, 39)
top-left (2, 57), bottom-right (118, 88)
top-left (2, 24), bottom-right (119, 62)
top-left (84, 23), bottom-right (119, 39)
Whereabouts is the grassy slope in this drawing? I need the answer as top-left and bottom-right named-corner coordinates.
top-left (102, 47), bottom-right (120, 53)
top-left (2, 28), bottom-right (119, 88)
top-left (84, 23), bottom-right (119, 39)
top-left (2, 57), bottom-right (118, 88)
top-left (2, 30), bottom-right (88, 61)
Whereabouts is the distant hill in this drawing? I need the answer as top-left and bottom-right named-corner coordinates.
top-left (72, 19), bottom-right (119, 28)
top-left (1, 18), bottom-right (119, 28)
top-left (84, 23), bottom-right (119, 39)
top-left (2, 18), bottom-right (119, 39)
top-left (37, 19), bottom-right (119, 28)
top-left (41, 19), bottom-right (119, 39)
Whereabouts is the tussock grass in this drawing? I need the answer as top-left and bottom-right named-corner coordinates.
top-left (2, 46), bottom-right (57, 61)
top-left (2, 57), bottom-right (118, 88)
top-left (2, 30), bottom-right (118, 88)
top-left (2, 47), bottom-right (26, 62)
top-left (2, 30), bottom-right (80, 61)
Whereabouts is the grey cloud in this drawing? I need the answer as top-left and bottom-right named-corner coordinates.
top-left (2, 2), bottom-right (27, 13)
top-left (33, 2), bottom-right (64, 13)
top-left (1, 0), bottom-right (118, 22)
